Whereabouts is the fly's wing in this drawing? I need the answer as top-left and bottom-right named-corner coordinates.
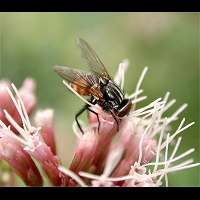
top-left (54, 65), bottom-right (103, 99)
top-left (77, 38), bottom-right (111, 80)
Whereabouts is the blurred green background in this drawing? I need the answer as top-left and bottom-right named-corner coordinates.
top-left (0, 12), bottom-right (199, 186)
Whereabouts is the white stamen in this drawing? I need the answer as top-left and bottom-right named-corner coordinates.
top-left (150, 93), bottom-right (170, 138)
top-left (155, 133), bottom-right (170, 186)
top-left (6, 87), bottom-right (27, 128)
top-left (151, 104), bottom-right (188, 138)
top-left (153, 118), bottom-right (167, 173)
top-left (114, 59), bottom-right (129, 89)
top-left (137, 121), bottom-right (152, 165)
top-left (164, 134), bottom-right (170, 187)
top-left (6, 85), bottom-right (30, 132)
top-left (17, 99), bottom-right (28, 132)
top-left (143, 148), bottom-right (195, 168)
top-left (131, 96), bottom-right (147, 105)
top-left (79, 171), bottom-right (139, 182)
top-left (3, 109), bottom-right (29, 141)
top-left (168, 104), bottom-right (188, 123)
top-left (170, 137), bottom-right (182, 160)
top-left (58, 166), bottom-right (87, 187)
top-left (146, 102), bottom-right (163, 136)
top-left (131, 98), bottom-right (163, 117)
top-left (132, 67), bottom-right (148, 110)
top-left (128, 89), bottom-right (143, 100)
top-left (162, 99), bottom-right (176, 113)
top-left (79, 172), bottom-right (101, 180)
top-left (160, 121), bottom-right (194, 150)
top-left (152, 162), bottom-right (200, 178)
top-left (11, 83), bottom-right (32, 130)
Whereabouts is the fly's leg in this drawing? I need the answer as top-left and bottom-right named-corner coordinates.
top-left (75, 105), bottom-right (88, 135)
top-left (87, 107), bottom-right (101, 133)
top-left (75, 98), bottom-right (98, 134)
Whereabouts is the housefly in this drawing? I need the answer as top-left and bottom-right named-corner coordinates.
top-left (54, 38), bottom-right (132, 134)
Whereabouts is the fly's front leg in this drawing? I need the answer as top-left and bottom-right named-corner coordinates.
top-left (75, 105), bottom-right (89, 135)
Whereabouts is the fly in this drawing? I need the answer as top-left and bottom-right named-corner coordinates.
top-left (54, 38), bottom-right (132, 134)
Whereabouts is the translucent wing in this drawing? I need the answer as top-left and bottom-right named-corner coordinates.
top-left (54, 65), bottom-right (103, 98)
top-left (77, 38), bottom-right (111, 80)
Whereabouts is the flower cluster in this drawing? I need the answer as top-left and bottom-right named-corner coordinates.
top-left (0, 60), bottom-right (199, 187)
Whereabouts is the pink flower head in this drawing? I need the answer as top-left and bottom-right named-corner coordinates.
top-left (0, 83), bottom-right (69, 186)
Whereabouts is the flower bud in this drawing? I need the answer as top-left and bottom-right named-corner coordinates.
top-left (69, 129), bottom-right (99, 173)
top-left (35, 109), bottom-right (56, 155)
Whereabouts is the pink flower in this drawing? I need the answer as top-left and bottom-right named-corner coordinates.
top-left (0, 82), bottom-right (69, 186)
top-left (0, 59), bottom-right (199, 187)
